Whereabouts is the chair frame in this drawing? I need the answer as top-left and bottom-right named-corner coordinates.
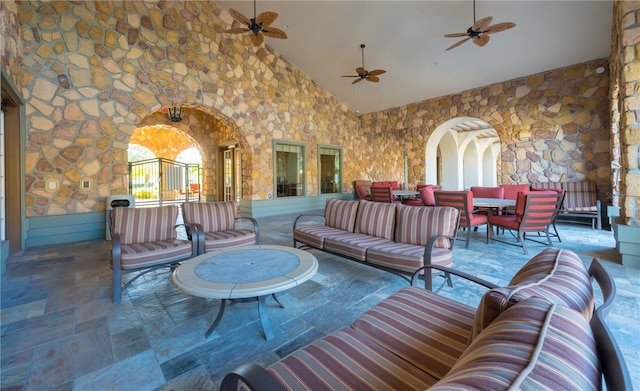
top-left (488, 192), bottom-right (563, 254)
top-left (370, 186), bottom-right (398, 203)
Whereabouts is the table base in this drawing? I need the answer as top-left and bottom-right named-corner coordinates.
top-left (205, 293), bottom-right (284, 340)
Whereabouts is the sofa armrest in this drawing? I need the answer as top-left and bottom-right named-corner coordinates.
top-left (235, 216), bottom-right (260, 244)
top-left (293, 213), bottom-right (325, 230)
top-left (180, 222), bottom-right (204, 255)
top-left (419, 233), bottom-right (459, 290)
top-left (411, 263), bottom-right (498, 291)
top-left (220, 363), bottom-right (286, 391)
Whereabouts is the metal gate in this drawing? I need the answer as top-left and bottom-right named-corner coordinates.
top-left (129, 158), bottom-right (201, 207)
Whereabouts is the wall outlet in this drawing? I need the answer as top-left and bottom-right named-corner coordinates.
top-left (268, 193), bottom-right (272, 199)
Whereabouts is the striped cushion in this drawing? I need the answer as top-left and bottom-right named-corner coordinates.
top-left (202, 229), bottom-right (256, 252)
top-left (532, 181), bottom-right (563, 191)
top-left (111, 205), bottom-right (178, 244)
top-left (267, 327), bottom-right (439, 390)
top-left (182, 201), bottom-right (236, 232)
top-left (324, 198), bottom-right (359, 232)
top-left (395, 205), bottom-right (458, 248)
top-left (366, 243), bottom-right (453, 274)
top-left (119, 239), bottom-right (193, 269)
top-left (472, 248), bottom-right (594, 340)
top-left (324, 233), bottom-right (394, 261)
top-left (352, 286), bottom-right (476, 380)
top-left (433, 298), bottom-right (600, 391)
top-left (294, 225), bottom-right (349, 249)
top-left (354, 201), bottom-right (397, 240)
top-left (563, 181), bottom-right (598, 212)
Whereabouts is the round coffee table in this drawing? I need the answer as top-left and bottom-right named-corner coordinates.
top-left (171, 245), bottom-right (318, 340)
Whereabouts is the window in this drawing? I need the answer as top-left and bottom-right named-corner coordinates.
top-left (274, 142), bottom-right (305, 198)
top-left (319, 146), bottom-right (342, 194)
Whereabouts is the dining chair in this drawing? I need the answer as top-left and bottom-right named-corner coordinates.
top-left (470, 186), bottom-right (505, 216)
top-left (405, 184), bottom-right (440, 206)
top-left (531, 188), bottom-right (566, 242)
top-left (488, 192), bottom-right (564, 254)
top-left (434, 190), bottom-right (488, 248)
top-left (370, 186), bottom-right (400, 204)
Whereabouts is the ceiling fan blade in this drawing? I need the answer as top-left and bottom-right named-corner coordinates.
top-left (352, 78), bottom-right (364, 85)
top-left (250, 32), bottom-right (264, 47)
top-left (474, 34), bottom-right (490, 47)
top-left (355, 67), bottom-right (366, 76)
top-left (228, 8), bottom-right (251, 26)
top-left (367, 69), bottom-right (386, 76)
top-left (472, 16), bottom-right (493, 32)
top-left (262, 27), bottom-right (287, 39)
top-left (444, 32), bottom-right (468, 38)
top-left (223, 27), bottom-right (250, 34)
top-left (446, 37), bottom-right (469, 51)
top-left (341, 75), bottom-right (359, 78)
top-left (483, 22), bottom-right (516, 34)
top-left (256, 11), bottom-right (278, 28)
top-left (366, 76), bottom-right (380, 83)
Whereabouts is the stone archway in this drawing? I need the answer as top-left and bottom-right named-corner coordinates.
top-left (425, 117), bottom-right (500, 190)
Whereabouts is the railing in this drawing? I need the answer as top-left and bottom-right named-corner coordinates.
top-left (129, 158), bottom-right (201, 207)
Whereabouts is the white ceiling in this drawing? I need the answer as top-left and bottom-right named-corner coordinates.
top-left (215, 1), bottom-right (613, 115)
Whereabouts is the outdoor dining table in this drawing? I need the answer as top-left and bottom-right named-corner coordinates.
top-left (472, 197), bottom-right (516, 209)
top-left (393, 190), bottom-right (420, 203)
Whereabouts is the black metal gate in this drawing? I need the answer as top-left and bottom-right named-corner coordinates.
top-left (129, 158), bottom-right (201, 207)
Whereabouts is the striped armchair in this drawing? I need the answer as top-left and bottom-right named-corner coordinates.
top-left (182, 201), bottom-right (259, 255)
top-left (110, 205), bottom-right (198, 304)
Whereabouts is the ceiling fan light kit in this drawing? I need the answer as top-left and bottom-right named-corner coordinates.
top-left (341, 44), bottom-right (387, 85)
top-left (223, 0), bottom-right (287, 47)
top-left (444, 0), bottom-right (515, 51)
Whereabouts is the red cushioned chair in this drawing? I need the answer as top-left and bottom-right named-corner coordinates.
top-left (405, 184), bottom-right (440, 206)
top-left (434, 190), bottom-right (488, 248)
top-left (488, 192), bottom-right (563, 254)
top-left (370, 185), bottom-right (401, 204)
top-left (356, 184), bottom-right (372, 201)
top-left (470, 186), bottom-right (505, 216)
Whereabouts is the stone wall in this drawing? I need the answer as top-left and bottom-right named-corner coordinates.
top-left (358, 59), bottom-right (612, 199)
top-left (0, 0), bottom-right (22, 84)
top-left (17, 0), bottom-right (358, 217)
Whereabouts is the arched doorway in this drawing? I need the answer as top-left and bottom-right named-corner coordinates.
top-left (425, 117), bottom-right (500, 190)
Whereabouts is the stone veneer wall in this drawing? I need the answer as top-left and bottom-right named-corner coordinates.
top-left (16, 0), bottom-right (358, 217)
top-left (359, 59), bottom-right (612, 200)
top-left (0, 0), bottom-right (22, 84)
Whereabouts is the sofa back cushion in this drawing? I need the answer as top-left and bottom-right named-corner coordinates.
top-left (471, 248), bottom-right (594, 340)
top-left (395, 205), bottom-right (459, 248)
top-left (324, 198), bottom-right (359, 232)
top-left (355, 200), bottom-right (397, 240)
top-left (111, 205), bottom-right (178, 245)
top-left (563, 180), bottom-right (598, 212)
top-left (182, 201), bottom-right (236, 232)
top-left (433, 298), bottom-right (600, 391)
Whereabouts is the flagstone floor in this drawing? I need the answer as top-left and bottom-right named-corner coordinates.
top-left (1, 212), bottom-right (638, 390)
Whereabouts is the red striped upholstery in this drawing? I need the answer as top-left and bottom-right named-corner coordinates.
top-left (201, 230), bottom-right (256, 251)
top-left (395, 205), bottom-right (457, 248)
top-left (324, 198), bottom-right (359, 232)
top-left (325, 233), bottom-right (394, 261)
top-left (354, 201), bottom-right (397, 240)
top-left (472, 248), bottom-right (594, 340)
top-left (267, 327), bottom-right (439, 390)
top-left (182, 201), bottom-right (236, 232)
top-left (564, 180), bottom-right (598, 212)
top-left (293, 225), bottom-right (349, 249)
top-left (433, 298), bottom-right (600, 391)
top-left (352, 286), bottom-right (476, 380)
top-left (119, 239), bottom-right (193, 269)
top-left (111, 205), bottom-right (178, 244)
top-left (532, 181), bottom-right (563, 191)
top-left (366, 243), bottom-right (454, 273)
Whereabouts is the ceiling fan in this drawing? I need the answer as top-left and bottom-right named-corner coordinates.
top-left (444, 0), bottom-right (515, 51)
top-left (341, 44), bottom-right (386, 85)
top-left (223, 0), bottom-right (287, 47)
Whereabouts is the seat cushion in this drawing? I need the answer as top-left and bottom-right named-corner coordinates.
top-left (267, 327), bottom-right (439, 391)
top-left (471, 248), bottom-right (594, 340)
top-left (366, 243), bottom-right (453, 274)
top-left (202, 229), bottom-right (256, 252)
top-left (324, 233), bottom-right (393, 261)
top-left (182, 201), bottom-right (237, 232)
top-left (352, 286), bottom-right (476, 380)
top-left (433, 297), bottom-right (600, 391)
top-left (119, 239), bottom-right (193, 269)
top-left (294, 225), bottom-right (351, 249)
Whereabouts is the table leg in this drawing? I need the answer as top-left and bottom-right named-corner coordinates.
top-left (205, 299), bottom-right (227, 338)
top-left (258, 295), bottom-right (274, 340)
top-left (271, 293), bottom-right (284, 308)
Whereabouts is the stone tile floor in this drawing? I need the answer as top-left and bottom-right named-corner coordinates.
top-left (1, 212), bottom-right (638, 390)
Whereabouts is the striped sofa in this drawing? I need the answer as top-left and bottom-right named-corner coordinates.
top-left (293, 198), bottom-right (460, 290)
top-left (533, 180), bottom-right (602, 229)
top-left (220, 248), bottom-right (630, 391)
